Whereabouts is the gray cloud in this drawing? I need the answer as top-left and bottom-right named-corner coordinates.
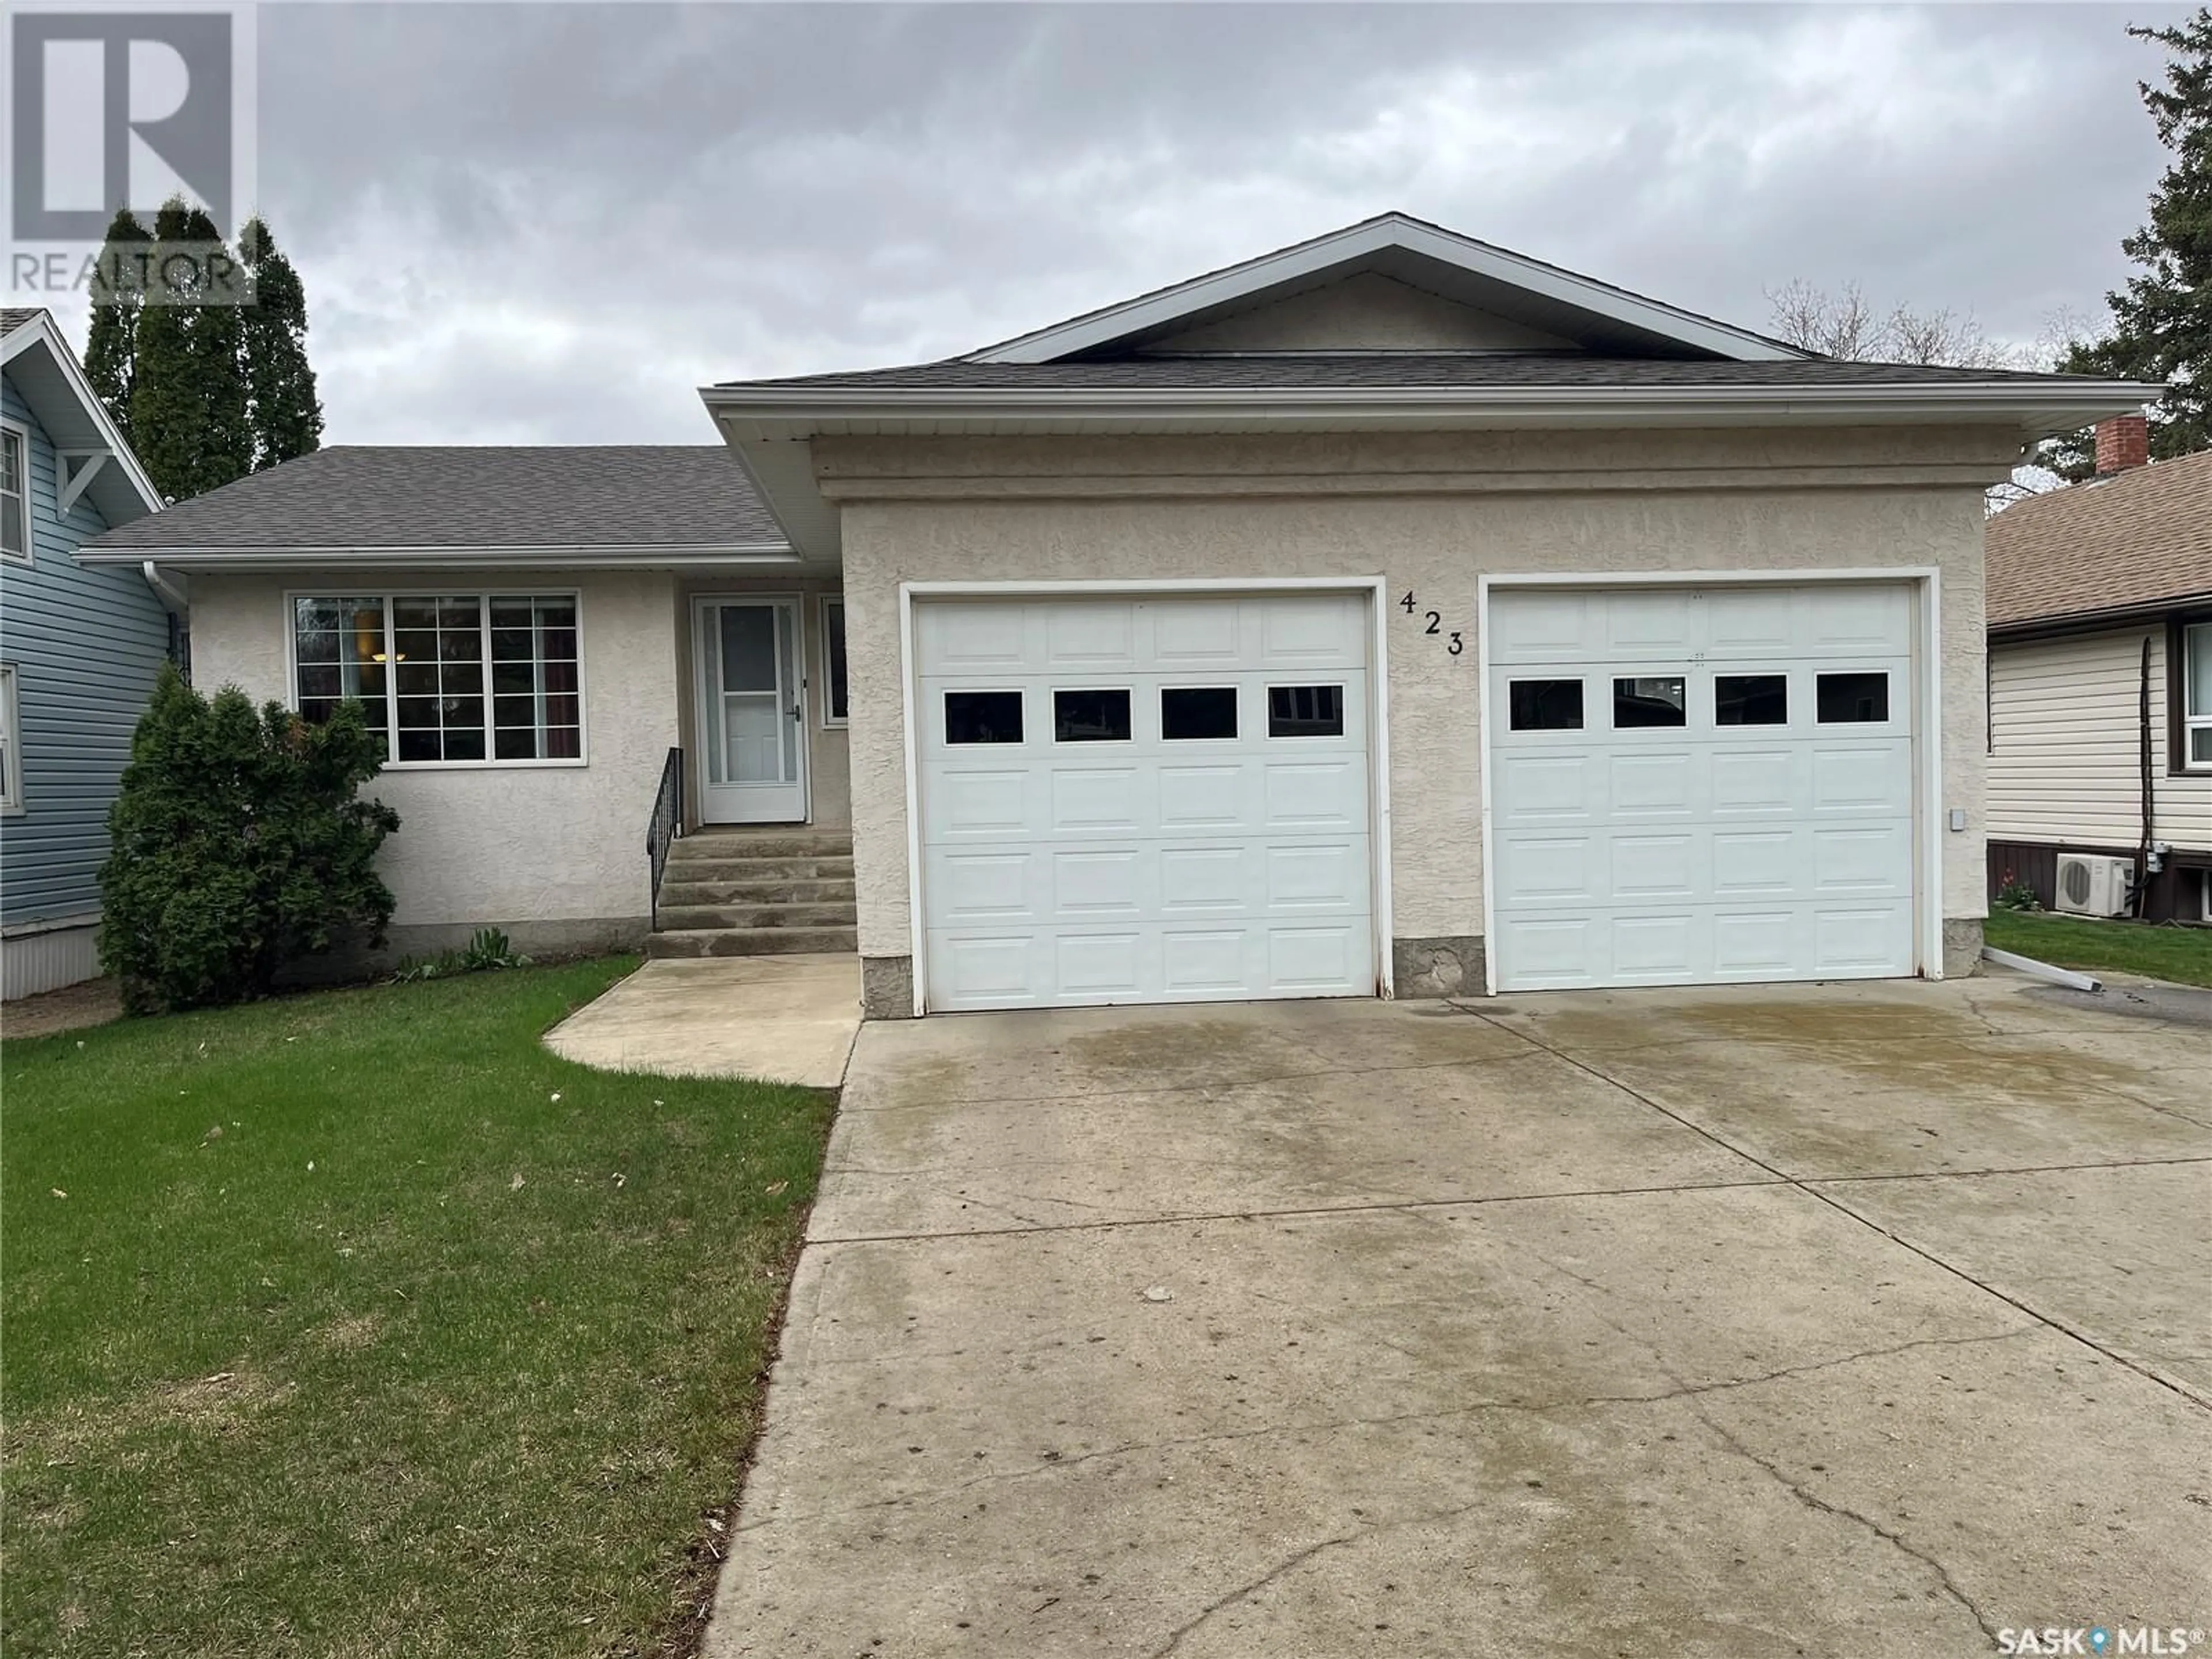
top-left (49, 2), bottom-right (2186, 444)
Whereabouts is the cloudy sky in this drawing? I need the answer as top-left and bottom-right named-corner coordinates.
top-left (49, 2), bottom-right (2184, 445)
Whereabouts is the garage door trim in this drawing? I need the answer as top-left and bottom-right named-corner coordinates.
top-left (899, 578), bottom-right (1395, 1016)
top-left (1475, 567), bottom-right (1945, 995)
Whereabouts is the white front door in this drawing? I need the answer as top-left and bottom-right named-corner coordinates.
top-left (914, 592), bottom-right (1377, 1012)
top-left (1486, 581), bottom-right (1919, 991)
top-left (695, 597), bottom-right (808, 824)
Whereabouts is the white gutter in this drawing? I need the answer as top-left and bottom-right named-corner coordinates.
top-left (78, 541), bottom-right (799, 569)
top-left (702, 380), bottom-right (2161, 431)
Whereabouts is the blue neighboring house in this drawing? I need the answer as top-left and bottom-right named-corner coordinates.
top-left (1, 308), bottom-right (173, 999)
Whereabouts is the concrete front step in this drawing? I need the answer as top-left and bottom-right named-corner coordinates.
top-left (647, 926), bottom-right (859, 959)
top-left (657, 877), bottom-right (857, 908)
top-left (664, 856), bottom-right (855, 884)
top-left (654, 902), bottom-right (858, 932)
top-left (668, 832), bottom-right (853, 862)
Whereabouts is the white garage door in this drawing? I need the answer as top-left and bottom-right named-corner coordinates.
top-left (915, 593), bottom-right (1377, 1012)
top-left (1487, 582), bottom-right (1919, 991)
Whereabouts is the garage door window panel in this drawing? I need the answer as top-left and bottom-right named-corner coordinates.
top-left (1509, 679), bottom-right (1584, 732)
top-left (945, 690), bottom-right (1025, 744)
top-left (1161, 686), bottom-right (1238, 741)
top-left (1054, 688), bottom-right (1131, 743)
top-left (1268, 684), bottom-right (1344, 738)
top-left (1716, 674), bottom-right (1789, 727)
top-left (1613, 676), bottom-right (1687, 729)
top-left (1816, 671), bottom-right (1889, 724)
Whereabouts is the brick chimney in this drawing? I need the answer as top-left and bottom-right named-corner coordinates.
top-left (2094, 414), bottom-right (2151, 476)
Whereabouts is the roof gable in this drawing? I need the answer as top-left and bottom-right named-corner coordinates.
top-left (1142, 271), bottom-right (1582, 354)
top-left (968, 211), bottom-right (1808, 366)
top-left (0, 309), bottom-right (162, 528)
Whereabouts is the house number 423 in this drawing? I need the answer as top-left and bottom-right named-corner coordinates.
top-left (1400, 592), bottom-right (1464, 656)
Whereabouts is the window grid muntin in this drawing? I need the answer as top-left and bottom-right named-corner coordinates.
top-left (293, 592), bottom-right (581, 766)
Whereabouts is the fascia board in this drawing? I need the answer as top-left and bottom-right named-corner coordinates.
top-left (703, 380), bottom-right (2163, 433)
top-left (74, 542), bottom-right (798, 569)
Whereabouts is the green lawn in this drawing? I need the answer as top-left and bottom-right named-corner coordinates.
top-left (1984, 908), bottom-right (2212, 988)
top-left (1, 959), bottom-right (834, 1658)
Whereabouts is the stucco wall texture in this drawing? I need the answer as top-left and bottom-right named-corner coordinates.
top-left (822, 425), bottom-right (2016, 969)
top-left (185, 567), bottom-right (681, 931)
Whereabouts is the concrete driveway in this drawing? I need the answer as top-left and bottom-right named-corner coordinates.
top-left (704, 975), bottom-right (2212, 1658)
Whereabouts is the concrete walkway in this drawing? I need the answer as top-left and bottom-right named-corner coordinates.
top-left (704, 974), bottom-right (2212, 1657)
top-left (543, 954), bottom-right (859, 1087)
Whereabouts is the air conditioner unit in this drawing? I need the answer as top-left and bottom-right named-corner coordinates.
top-left (2052, 854), bottom-right (2135, 918)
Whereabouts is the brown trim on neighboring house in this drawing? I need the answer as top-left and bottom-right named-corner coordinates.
top-left (1990, 593), bottom-right (2212, 647)
top-left (2171, 609), bottom-right (2212, 777)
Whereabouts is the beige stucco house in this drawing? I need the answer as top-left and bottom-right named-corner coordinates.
top-left (81, 214), bottom-right (2154, 1015)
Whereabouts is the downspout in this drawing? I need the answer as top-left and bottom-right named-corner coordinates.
top-left (2137, 635), bottom-right (2153, 918)
top-left (141, 561), bottom-right (191, 675)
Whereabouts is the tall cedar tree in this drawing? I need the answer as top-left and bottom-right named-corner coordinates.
top-left (128, 199), bottom-right (251, 500)
top-left (83, 208), bottom-right (153, 444)
top-left (238, 217), bottom-right (324, 470)
top-left (2054, 9), bottom-right (2212, 475)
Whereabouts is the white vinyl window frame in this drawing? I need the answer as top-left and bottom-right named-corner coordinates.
top-left (2182, 619), bottom-right (2212, 772)
top-left (284, 588), bottom-right (590, 770)
top-left (820, 594), bottom-right (849, 728)
top-left (1, 421), bottom-right (29, 564)
top-left (0, 664), bottom-right (22, 812)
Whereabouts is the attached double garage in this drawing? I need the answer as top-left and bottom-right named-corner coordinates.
top-left (901, 577), bottom-right (1939, 1013)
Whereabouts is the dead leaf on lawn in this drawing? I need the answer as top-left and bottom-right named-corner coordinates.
top-left (763, 1180), bottom-right (788, 1196)
top-left (50, 1188), bottom-right (67, 1199)
top-left (509, 1172), bottom-right (526, 1191)
top-left (611, 1172), bottom-right (626, 1188)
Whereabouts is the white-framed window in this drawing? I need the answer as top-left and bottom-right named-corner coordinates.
top-left (1, 423), bottom-right (28, 562)
top-left (290, 592), bottom-right (584, 766)
top-left (0, 663), bottom-right (22, 812)
top-left (2183, 620), bottom-right (2212, 771)
top-left (821, 595), bottom-right (849, 726)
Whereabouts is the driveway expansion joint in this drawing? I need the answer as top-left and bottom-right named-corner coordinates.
top-left (1446, 1001), bottom-right (2212, 1414)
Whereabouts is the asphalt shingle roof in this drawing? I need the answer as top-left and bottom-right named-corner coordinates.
top-left (82, 445), bottom-right (786, 552)
top-left (714, 351), bottom-right (2111, 394)
top-left (0, 308), bottom-right (45, 336)
top-left (1986, 450), bottom-right (2212, 629)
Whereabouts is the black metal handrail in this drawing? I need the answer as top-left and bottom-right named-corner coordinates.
top-left (647, 746), bottom-right (683, 930)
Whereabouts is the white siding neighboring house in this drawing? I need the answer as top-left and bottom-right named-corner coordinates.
top-left (81, 213), bottom-right (2158, 1010)
top-left (1986, 419), bottom-right (2212, 923)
